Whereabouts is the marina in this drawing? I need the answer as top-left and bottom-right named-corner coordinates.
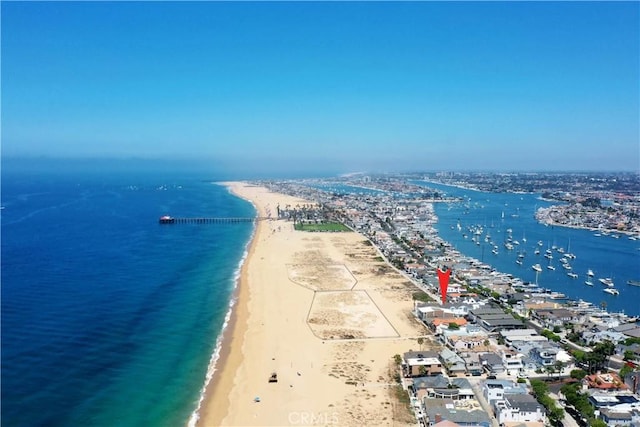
top-left (417, 181), bottom-right (640, 316)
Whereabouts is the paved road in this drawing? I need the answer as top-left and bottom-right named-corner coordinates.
top-left (549, 392), bottom-right (580, 427)
top-left (467, 377), bottom-right (500, 427)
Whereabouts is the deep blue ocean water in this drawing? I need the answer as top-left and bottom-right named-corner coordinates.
top-left (1, 168), bottom-right (255, 426)
top-left (3, 170), bottom-right (639, 426)
top-left (414, 181), bottom-right (640, 317)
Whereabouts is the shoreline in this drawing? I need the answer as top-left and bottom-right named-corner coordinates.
top-left (536, 216), bottom-right (640, 238)
top-left (196, 182), bottom-right (426, 427)
top-left (193, 182), bottom-right (262, 426)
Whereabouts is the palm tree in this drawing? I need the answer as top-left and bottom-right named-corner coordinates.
top-left (417, 337), bottom-right (424, 351)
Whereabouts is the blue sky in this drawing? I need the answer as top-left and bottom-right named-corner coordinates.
top-left (2, 1), bottom-right (638, 173)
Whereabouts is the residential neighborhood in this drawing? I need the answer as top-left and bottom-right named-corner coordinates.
top-left (266, 175), bottom-right (640, 427)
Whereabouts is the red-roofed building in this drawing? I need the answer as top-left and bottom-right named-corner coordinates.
top-left (583, 372), bottom-right (627, 390)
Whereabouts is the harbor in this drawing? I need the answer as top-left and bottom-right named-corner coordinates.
top-left (267, 177), bottom-right (640, 317)
top-left (425, 181), bottom-right (640, 316)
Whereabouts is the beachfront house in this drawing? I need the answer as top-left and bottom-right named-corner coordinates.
top-left (432, 318), bottom-right (469, 335)
top-left (412, 375), bottom-right (451, 400)
top-left (413, 376), bottom-right (476, 401)
top-left (441, 325), bottom-right (489, 348)
top-left (415, 305), bottom-right (456, 323)
top-left (449, 335), bottom-right (490, 352)
top-left (403, 351), bottom-right (443, 377)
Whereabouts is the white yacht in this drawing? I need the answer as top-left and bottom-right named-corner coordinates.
top-left (599, 278), bottom-right (615, 287)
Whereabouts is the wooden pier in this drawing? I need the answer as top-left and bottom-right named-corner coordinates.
top-left (159, 215), bottom-right (266, 224)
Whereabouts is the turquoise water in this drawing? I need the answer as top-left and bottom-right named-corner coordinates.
top-left (1, 167), bottom-right (255, 426)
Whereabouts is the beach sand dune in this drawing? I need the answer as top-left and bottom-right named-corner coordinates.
top-left (197, 183), bottom-right (427, 427)
top-left (307, 290), bottom-right (399, 340)
top-left (287, 263), bottom-right (356, 291)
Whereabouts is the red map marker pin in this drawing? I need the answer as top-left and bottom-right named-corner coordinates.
top-left (437, 268), bottom-right (452, 305)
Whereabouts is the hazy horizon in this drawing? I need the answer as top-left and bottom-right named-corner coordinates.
top-left (3, 156), bottom-right (638, 179)
top-left (2, 2), bottom-right (639, 173)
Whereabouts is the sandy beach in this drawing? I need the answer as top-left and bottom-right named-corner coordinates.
top-left (197, 182), bottom-right (429, 427)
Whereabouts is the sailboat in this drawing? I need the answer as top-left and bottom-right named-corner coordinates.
top-left (565, 238), bottom-right (576, 259)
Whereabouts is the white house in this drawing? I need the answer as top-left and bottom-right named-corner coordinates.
top-left (483, 379), bottom-right (528, 403)
top-left (494, 394), bottom-right (546, 424)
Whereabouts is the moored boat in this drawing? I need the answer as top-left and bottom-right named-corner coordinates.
top-left (603, 288), bottom-right (620, 296)
top-left (532, 264), bottom-right (542, 272)
top-left (599, 278), bottom-right (615, 287)
top-left (627, 280), bottom-right (640, 287)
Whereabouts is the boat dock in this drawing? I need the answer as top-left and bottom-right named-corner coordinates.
top-left (159, 215), bottom-right (266, 224)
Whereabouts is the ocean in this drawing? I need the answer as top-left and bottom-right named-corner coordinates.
top-left (1, 165), bottom-right (255, 426)
top-left (414, 181), bottom-right (640, 317)
top-left (3, 170), bottom-right (639, 426)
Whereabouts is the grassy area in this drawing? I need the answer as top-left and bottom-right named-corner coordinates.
top-left (294, 222), bottom-right (351, 232)
top-left (412, 291), bottom-right (434, 302)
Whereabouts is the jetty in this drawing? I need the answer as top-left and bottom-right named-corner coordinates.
top-left (159, 215), bottom-right (266, 224)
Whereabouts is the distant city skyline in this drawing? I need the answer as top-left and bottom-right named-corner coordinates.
top-left (2, 2), bottom-right (638, 174)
